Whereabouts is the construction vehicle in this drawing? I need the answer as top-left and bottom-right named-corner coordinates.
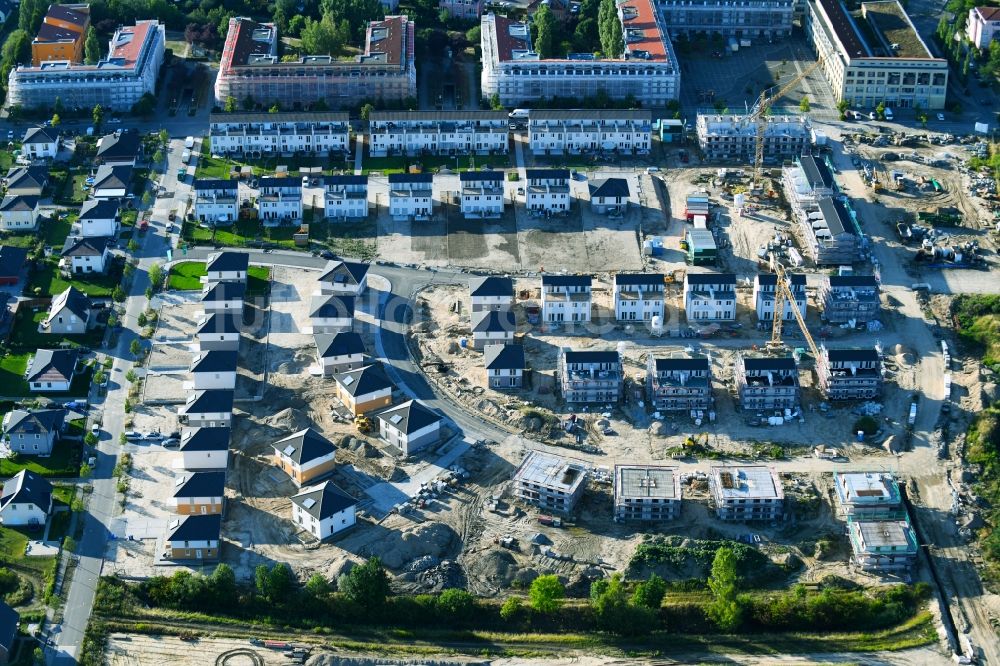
top-left (354, 415), bottom-right (372, 432)
top-left (766, 254), bottom-right (821, 361)
top-left (683, 433), bottom-right (709, 450)
top-left (743, 56), bottom-right (826, 186)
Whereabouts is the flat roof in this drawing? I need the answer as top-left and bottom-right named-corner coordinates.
top-left (615, 465), bottom-right (680, 500)
top-left (711, 465), bottom-right (783, 501)
top-left (835, 472), bottom-right (900, 505)
top-left (816, 0), bottom-right (871, 58)
top-left (861, 1), bottom-right (931, 59)
top-left (619, 0), bottom-right (668, 62)
top-left (852, 519), bottom-right (917, 550)
top-left (514, 450), bottom-right (587, 493)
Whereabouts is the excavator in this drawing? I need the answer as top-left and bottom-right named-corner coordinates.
top-left (354, 415), bottom-right (372, 433)
top-left (683, 432), bottom-right (709, 450)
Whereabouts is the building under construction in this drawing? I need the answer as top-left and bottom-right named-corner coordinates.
top-left (709, 465), bottom-right (784, 521)
top-left (512, 450), bottom-right (588, 514)
top-left (695, 113), bottom-right (811, 162)
top-left (614, 465), bottom-right (682, 521)
top-left (733, 354), bottom-right (800, 410)
top-left (817, 347), bottom-right (883, 400)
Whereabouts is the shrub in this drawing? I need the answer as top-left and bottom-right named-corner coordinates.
top-left (437, 588), bottom-right (475, 619)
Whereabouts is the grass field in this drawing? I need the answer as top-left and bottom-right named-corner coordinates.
top-left (362, 154), bottom-right (501, 175)
top-left (26, 259), bottom-right (122, 298)
top-left (9, 308), bottom-right (104, 351)
top-left (196, 141), bottom-right (354, 180)
top-left (0, 438), bottom-right (82, 477)
top-left (169, 261), bottom-right (270, 294)
top-left (43, 213), bottom-right (75, 246)
top-left (0, 351), bottom-right (92, 398)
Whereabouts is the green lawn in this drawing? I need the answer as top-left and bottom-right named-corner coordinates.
top-left (0, 438), bottom-right (82, 477)
top-left (183, 218), bottom-right (305, 250)
top-left (26, 259), bottom-right (122, 298)
top-left (247, 266), bottom-right (270, 296)
top-left (362, 154), bottom-right (506, 175)
top-left (169, 261), bottom-right (269, 294)
top-left (44, 213), bottom-right (75, 247)
top-left (0, 232), bottom-right (38, 249)
top-left (0, 354), bottom-right (29, 396)
top-left (51, 169), bottom-right (90, 206)
top-left (9, 309), bottom-right (104, 353)
top-left (197, 140), bottom-right (354, 180)
top-left (0, 525), bottom-right (29, 561)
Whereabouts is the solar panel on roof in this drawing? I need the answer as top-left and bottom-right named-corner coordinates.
top-left (389, 414), bottom-right (403, 424)
top-left (283, 445), bottom-right (296, 456)
top-left (342, 376), bottom-right (355, 386)
top-left (302, 498), bottom-right (316, 509)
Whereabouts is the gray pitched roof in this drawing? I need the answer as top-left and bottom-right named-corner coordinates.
top-left (61, 236), bottom-right (109, 258)
top-left (686, 272), bottom-right (736, 285)
top-left (166, 514), bottom-right (221, 542)
top-left (525, 168), bottom-right (570, 180)
top-left (194, 179), bottom-right (238, 193)
top-left (79, 198), bottom-right (119, 221)
top-left (484, 343), bottom-right (525, 370)
top-left (0, 246), bottom-right (28, 278)
top-left (23, 126), bottom-right (57, 145)
top-left (197, 313), bottom-right (241, 335)
top-left (652, 356), bottom-right (709, 372)
top-left (334, 364), bottom-right (393, 397)
top-left (0, 601), bottom-right (17, 655)
top-left (49, 286), bottom-right (90, 321)
top-left (743, 356), bottom-right (797, 371)
top-left (615, 273), bottom-right (662, 287)
top-left (182, 390), bottom-right (234, 415)
top-left (4, 166), bottom-right (48, 191)
top-left (817, 197), bottom-right (857, 237)
top-left (563, 350), bottom-right (620, 365)
top-left (828, 275), bottom-right (878, 288)
top-left (318, 260), bottom-right (369, 287)
top-left (0, 469), bottom-right (52, 512)
top-left (96, 131), bottom-right (141, 161)
top-left (388, 173), bottom-right (433, 184)
top-left (291, 481), bottom-right (356, 520)
top-left (3, 408), bottom-right (65, 435)
top-left (173, 471), bottom-right (226, 498)
top-left (589, 177), bottom-right (630, 199)
top-left (376, 400), bottom-right (442, 435)
top-left (272, 428), bottom-right (335, 465)
top-left (206, 251), bottom-right (249, 274)
top-left (469, 275), bottom-right (513, 298)
top-left (471, 308), bottom-right (516, 333)
top-left (541, 274), bottom-right (591, 288)
top-left (310, 294), bottom-right (355, 319)
top-left (26, 349), bottom-right (77, 383)
top-left (202, 281), bottom-right (246, 302)
top-left (826, 347), bottom-right (880, 363)
top-left (459, 170), bottom-right (503, 183)
top-left (92, 164), bottom-right (133, 191)
top-left (314, 331), bottom-right (365, 358)
top-left (756, 273), bottom-right (806, 287)
top-left (0, 194), bottom-right (39, 211)
top-left (179, 427), bottom-right (231, 451)
top-left (190, 350), bottom-right (238, 374)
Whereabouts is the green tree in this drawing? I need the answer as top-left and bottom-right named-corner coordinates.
top-left (489, 92), bottom-right (503, 111)
top-left (207, 563), bottom-right (237, 608)
top-left (631, 573), bottom-right (667, 609)
top-left (85, 26), bottom-right (101, 64)
top-left (224, 95), bottom-right (237, 113)
top-left (268, 103), bottom-right (280, 113)
top-left (131, 93), bottom-right (156, 116)
top-left (300, 12), bottom-right (342, 55)
top-left (141, 190), bottom-right (152, 207)
top-left (836, 99), bottom-right (849, 120)
top-left (158, 129), bottom-right (169, 147)
top-left (289, 15), bottom-right (307, 37)
top-left (573, 17), bottom-right (598, 52)
top-left (51, 113), bottom-right (60, 127)
top-left (534, 4), bottom-right (556, 58)
top-left (499, 596), bottom-right (523, 621)
top-left (112, 285), bottom-right (125, 302)
top-left (305, 573), bottom-right (331, 597)
top-left (84, 432), bottom-right (98, 446)
top-left (706, 547), bottom-right (743, 631)
top-left (152, 149), bottom-right (164, 164)
top-left (589, 573), bottom-right (656, 635)
top-left (242, 95), bottom-right (255, 111)
top-left (875, 101), bottom-right (886, 120)
top-left (137, 312), bottom-right (147, 327)
top-left (360, 103), bottom-right (374, 121)
top-left (437, 588), bottom-right (475, 618)
top-left (466, 25), bottom-right (481, 45)
top-left (129, 339), bottom-right (142, 358)
top-left (339, 557), bottom-right (390, 609)
top-left (147, 263), bottom-right (163, 290)
top-left (529, 574), bottom-right (564, 614)
top-left (254, 564), bottom-right (270, 598)
top-left (92, 104), bottom-right (104, 129)
top-left (598, 0), bottom-right (623, 58)
top-left (53, 96), bottom-right (63, 115)
top-left (266, 563), bottom-right (294, 601)
top-left (125, 369), bottom-right (137, 383)
top-left (799, 96), bottom-right (810, 113)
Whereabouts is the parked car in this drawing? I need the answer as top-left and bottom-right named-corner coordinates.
top-left (161, 438), bottom-right (180, 449)
top-left (936, 113), bottom-right (945, 121)
top-left (320, 250), bottom-right (336, 260)
top-left (124, 431), bottom-right (142, 441)
top-left (91, 422), bottom-right (101, 434)
top-left (143, 431), bottom-right (163, 440)
top-left (64, 400), bottom-right (87, 410)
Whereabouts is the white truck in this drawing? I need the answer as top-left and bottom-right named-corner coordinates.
top-left (184, 136), bottom-right (195, 149)
top-left (181, 150), bottom-right (191, 164)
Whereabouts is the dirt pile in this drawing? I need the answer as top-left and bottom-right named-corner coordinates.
top-left (264, 407), bottom-right (314, 433)
top-left (377, 522), bottom-right (459, 570)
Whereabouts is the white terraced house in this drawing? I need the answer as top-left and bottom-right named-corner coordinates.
top-left (525, 169), bottom-right (570, 213)
top-left (208, 111), bottom-right (350, 155)
top-left (194, 180), bottom-right (240, 225)
top-left (683, 272), bottom-right (736, 321)
top-left (368, 111), bottom-right (509, 156)
top-left (528, 110), bottom-right (653, 155)
top-left (257, 177), bottom-right (302, 223)
top-left (389, 173), bottom-right (433, 219)
top-left (614, 273), bottom-right (664, 321)
top-left (541, 274), bottom-right (592, 323)
top-left (459, 170), bottom-right (504, 217)
top-left (322, 176), bottom-right (369, 220)
top-left (753, 273), bottom-right (807, 321)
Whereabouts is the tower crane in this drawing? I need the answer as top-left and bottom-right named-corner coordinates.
top-left (744, 56), bottom-right (826, 186)
top-left (766, 254), bottom-right (821, 361)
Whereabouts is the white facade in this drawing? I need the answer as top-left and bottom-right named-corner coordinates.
top-left (529, 110), bottom-right (652, 155)
top-left (0, 197), bottom-right (41, 231)
top-left (323, 176), bottom-right (369, 220)
top-left (0, 499), bottom-right (48, 526)
top-left (180, 448), bottom-right (229, 470)
top-left (209, 112), bottom-right (350, 155)
top-left (257, 178), bottom-right (302, 223)
top-left (684, 273), bottom-right (736, 321)
top-left (65, 245), bottom-right (110, 274)
top-left (369, 111), bottom-right (509, 156)
top-left (614, 274), bottom-right (665, 321)
top-left (541, 276), bottom-right (592, 323)
top-left (191, 369), bottom-right (237, 391)
top-left (969, 6), bottom-right (1000, 49)
top-left (525, 169), bottom-right (570, 213)
top-left (460, 171), bottom-right (504, 217)
top-left (389, 175), bottom-right (433, 219)
top-left (22, 131), bottom-right (58, 159)
top-left (194, 182), bottom-right (240, 225)
top-left (77, 206), bottom-right (118, 237)
top-left (293, 500), bottom-right (356, 538)
top-left (753, 274), bottom-right (807, 321)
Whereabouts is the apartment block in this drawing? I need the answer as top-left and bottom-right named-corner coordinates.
top-left (817, 347), bottom-right (883, 400)
top-left (734, 354), bottom-right (800, 410)
top-left (541, 274), bottom-right (591, 323)
top-left (753, 273), bottom-right (806, 321)
top-left (208, 112), bottom-right (350, 155)
top-left (389, 173), bottom-right (433, 219)
top-left (848, 519), bottom-right (918, 572)
top-left (525, 169), bottom-right (570, 213)
top-left (214, 16), bottom-right (416, 108)
top-left (559, 349), bottom-right (622, 404)
top-left (614, 273), bottom-right (664, 321)
top-left (528, 110), bottom-right (652, 155)
top-left (368, 111), bottom-right (508, 156)
top-left (31, 4), bottom-right (90, 66)
top-left (820, 275), bottom-right (880, 323)
top-left (512, 450), bottom-right (588, 514)
top-left (322, 175), bottom-right (369, 220)
top-left (614, 465), bottom-right (681, 521)
top-left (480, 5), bottom-right (680, 107)
top-left (658, 0), bottom-right (793, 38)
top-left (683, 272), bottom-right (736, 321)
top-left (646, 354), bottom-right (713, 412)
top-left (194, 179), bottom-right (240, 225)
top-left (695, 114), bottom-right (811, 162)
top-left (799, 197), bottom-right (862, 265)
top-left (257, 177), bottom-right (302, 222)
top-left (459, 170), bottom-right (504, 218)
top-left (710, 465), bottom-right (784, 521)
top-left (834, 472), bottom-right (904, 520)
top-left (439, 0), bottom-right (483, 20)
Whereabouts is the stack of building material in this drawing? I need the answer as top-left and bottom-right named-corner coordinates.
top-left (684, 193), bottom-right (709, 221)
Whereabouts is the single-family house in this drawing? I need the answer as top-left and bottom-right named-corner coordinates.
top-left (194, 180), bottom-right (240, 225)
top-left (614, 273), bottom-right (665, 322)
top-left (754, 273), bottom-right (807, 321)
top-left (201, 281), bottom-right (246, 313)
top-left (525, 169), bottom-right (571, 214)
top-left (588, 177), bottom-right (630, 214)
top-left (291, 481), bottom-right (357, 540)
top-left (205, 251), bottom-right (248, 283)
top-left (42, 286), bottom-right (91, 335)
top-left (683, 272), bottom-right (736, 321)
top-left (0, 601), bottom-right (18, 666)
top-left (470, 308), bottom-right (516, 350)
top-left (61, 236), bottom-right (111, 274)
top-left (484, 343), bottom-right (524, 390)
top-left (469, 276), bottom-right (513, 312)
top-left (317, 260), bottom-right (369, 296)
top-left (90, 164), bottom-right (132, 199)
top-left (322, 175), bottom-right (369, 220)
top-left (95, 131), bottom-right (141, 166)
top-left (178, 427), bottom-right (231, 470)
top-left (389, 173), bottom-right (433, 220)
top-left (172, 471), bottom-right (226, 515)
top-left (310, 294), bottom-right (354, 333)
top-left (459, 170), bottom-right (504, 217)
top-left (179, 390), bottom-right (233, 428)
top-left (21, 127), bottom-right (59, 159)
top-left (0, 470), bottom-right (52, 526)
top-left (257, 177), bottom-right (303, 222)
top-left (333, 364), bottom-right (394, 416)
top-left (541, 274), bottom-right (592, 323)
top-left (190, 350), bottom-right (238, 390)
top-left (376, 400), bottom-right (443, 456)
top-left (196, 312), bottom-right (241, 351)
top-left (27, 348), bottom-right (78, 392)
top-left (271, 428), bottom-right (338, 487)
top-left (0, 195), bottom-right (41, 231)
top-left (2, 408), bottom-right (65, 456)
top-left (314, 331), bottom-right (366, 375)
top-left (163, 514), bottom-right (221, 561)
top-left (4, 166), bottom-right (48, 196)
top-left (77, 198), bottom-right (119, 237)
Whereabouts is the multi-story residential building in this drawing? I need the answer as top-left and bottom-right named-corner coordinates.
top-left (834, 472), bottom-right (904, 520)
top-left (214, 17), bottom-right (416, 108)
top-left (8, 20), bottom-right (165, 112)
top-left (683, 272), bottom-right (736, 321)
top-left (322, 176), bottom-right (369, 220)
top-left (525, 169), bottom-right (570, 213)
top-left (376, 400), bottom-right (443, 456)
top-left (271, 428), bottom-right (337, 487)
top-left (31, 4), bottom-right (90, 66)
top-left (179, 390), bottom-right (233, 428)
top-left (208, 112), bottom-right (350, 155)
top-left (439, 0), bottom-right (483, 20)
top-left (389, 173), bottom-right (433, 220)
top-left (820, 274), bottom-right (880, 323)
top-left (480, 2), bottom-right (680, 107)
top-left (470, 309), bottom-right (516, 350)
top-left (710, 465), bottom-right (784, 521)
top-left (291, 481), bottom-right (357, 539)
top-left (2, 408), bottom-right (65, 457)
top-left (484, 343), bottom-right (524, 390)
top-left (257, 177), bottom-right (302, 223)
top-left (310, 294), bottom-right (355, 333)
top-left (753, 272), bottom-right (806, 322)
top-left (848, 518), bottom-right (918, 572)
top-left (614, 273), bottom-right (664, 321)
top-left (528, 110), bottom-right (652, 155)
top-left (969, 6), bottom-right (1000, 49)
top-left (734, 354), bottom-right (800, 410)
top-left (0, 195), bottom-right (41, 232)
top-left (799, 197), bottom-right (862, 265)
top-left (559, 349), bottom-right (622, 403)
top-left (189, 350), bottom-right (239, 391)
top-left (614, 465), bottom-right (682, 521)
top-left (817, 347), bottom-right (883, 400)
top-left (658, 0), bottom-right (793, 39)
top-left (163, 514), bottom-right (221, 561)
top-left (317, 260), bottom-right (369, 296)
top-left (61, 236), bottom-right (110, 274)
top-left (460, 170), bottom-right (504, 217)
top-left (202, 281), bottom-right (245, 314)
top-left (541, 274), bottom-right (592, 323)
top-left (197, 313), bottom-right (241, 352)
top-left (76, 199), bottom-right (118, 237)
top-left (194, 180), bottom-right (240, 226)
top-left (22, 127), bottom-right (59, 159)
top-left (469, 276), bottom-right (513, 312)
top-left (177, 427), bottom-right (231, 470)
top-left (806, 0), bottom-right (948, 110)
top-left (512, 450), bottom-right (588, 514)
top-left (368, 111), bottom-right (508, 156)
top-left (646, 354), bottom-right (713, 411)
top-left (696, 113), bottom-right (811, 161)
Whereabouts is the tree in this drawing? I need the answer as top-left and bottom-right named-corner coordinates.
top-left (875, 101), bottom-right (886, 120)
top-left (529, 575), bottom-right (564, 614)
top-left (147, 263), bottom-right (163, 290)
top-left (207, 563), bottom-right (237, 608)
top-left (489, 93), bottom-right (503, 111)
top-left (268, 103), bottom-right (280, 114)
top-left (125, 369), bottom-right (137, 383)
top-left (466, 25), bottom-right (481, 45)
top-left (141, 190), bottom-right (152, 207)
top-left (706, 547), bottom-right (743, 631)
top-left (152, 149), bottom-right (164, 164)
top-left (301, 13), bottom-right (342, 56)
top-left (158, 129), bottom-right (169, 147)
top-left (129, 339), bottom-right (142, 358)
top-left (289, 15), bottom-right (307, 37)
top-left (265, 563), bottom-right (294, 601)
top-left (131, 93), bottom-right (156, 117)
top-left (51, 113), bottom-right (60, 127)
top-left (85, 27), bottom-right (101, 64)
top-left (437, 588), bottom-right (475, 619)
top-left (799, 96), bottom-right (810, 113)
top-left (224, 95), bottom-right (237, 113)
top-left (573, 18), bottom-right (598, 52)
top-left (631, 573), bottom-right (667, 610)
top-left (500, 596), bottom-right (523, 621)
top-left (534, 4), bottom-right (556, 59)
top-left (84, 432), bottom-right (98, 446)
top-left (305, 574), bottom-right (331, 597)
top-left (837, 99), bottom-right (849, 121)
top-left (598, 0), bottom-right (623, 58)
top-left (589, 574), bottom-right (656, 635)
top-left (339, 557), bottom-right (390, 609)
top-left (53, 96), bottom-right (63, 115)
top-left (92, 104), bottom-right (104, 129)
top-left (112, 285), bottom-right (125, 302)
top-left (360, 103), bottom-right (374, 121)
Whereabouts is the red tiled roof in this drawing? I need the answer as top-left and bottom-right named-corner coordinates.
top-left (620, 0), bottom-right (667, 62)
top-left (493, 15), bottom-right (530, 62)
top-left (976, 6), bottom-right (1000, 21)
top-left (110, 21), bottom-right (153, 67)
top-left (365, 15), bottom-right (408, 66)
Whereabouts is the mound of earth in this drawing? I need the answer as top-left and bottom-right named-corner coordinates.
top-left (264, 407), bottom-right (314, 433)
top-left (379, 522), bottom-right (458, 570)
